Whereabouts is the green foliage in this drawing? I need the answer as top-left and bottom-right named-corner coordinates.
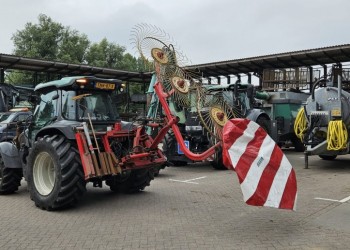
top-left (58, 30), bottom-right (90, 63)
top-left (85, 38), bottom-right (125, 68)
top-left (12, 14), bottom-right (90, 63)
top-left (8, 14), bottom-right (150, 85)
top-left (12, 14), bottom-right (64, 60)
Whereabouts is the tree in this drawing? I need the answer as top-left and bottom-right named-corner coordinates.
top-left (85, 38), bottom-right (125, 68)
top-left (57, 29), bottom-right (90, 64)
top-left (12, 14), bottom-right (89, 62)
top-left (12, 14), bottom-right (64, 60)
top-left (9, 14), bottom-right (90, 84)
top-left (8, 14), bottom-right (150, 86)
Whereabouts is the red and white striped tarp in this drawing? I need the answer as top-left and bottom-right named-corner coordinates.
top-left (222, 118), bottom-right (297, 210)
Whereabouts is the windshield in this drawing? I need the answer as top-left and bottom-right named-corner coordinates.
top-left (33, 91), bottom-right (59, 127)
top-left (0, 113), bottom-right (11, 122)
top-left (62, 90), bottom-right (119, 121)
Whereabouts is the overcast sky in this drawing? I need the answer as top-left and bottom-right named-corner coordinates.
top-left (1, 0), bottom-right (350, 65)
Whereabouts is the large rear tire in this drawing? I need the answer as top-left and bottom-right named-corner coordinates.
top-left (256, 115), bottom-right (270, 135)
top-left (210, 149), bottom-right (227, 170)
top-left (291, 136), bottom-right (305, 152)
top-left (106, 168), bottom-right (154, 193)
top-left (0, 155), bottom-right (22, 194)
top-left (319, 155), bottom-right (337, 160)
top-left (27, 135), bottom-right (86, 210)
top-left (162, 129), bottom-right (187, 166)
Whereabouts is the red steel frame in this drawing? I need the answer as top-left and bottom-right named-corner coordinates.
top-left (75, 80), bottom-right (221, 180)
top-left (150, 81), bottom-right (221, 161)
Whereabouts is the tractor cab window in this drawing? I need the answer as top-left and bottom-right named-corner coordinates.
top-left (33, 91), bottom-right (59, 127)
top-left (61, 90), bottom-right (77, 120)
top-left (62, 90), bottom-right (119, 122)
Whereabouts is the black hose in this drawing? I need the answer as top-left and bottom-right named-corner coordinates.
top-left (311, 76), bottom-right (327, 101)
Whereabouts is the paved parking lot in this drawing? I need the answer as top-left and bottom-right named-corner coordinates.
top-left (1, 150), bottom-right (350, 249)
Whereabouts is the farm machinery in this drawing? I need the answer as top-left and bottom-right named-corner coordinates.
top-left (0, 25), bottom-right (236, 210)
top-left (294, 66), bottom-right (350, 167)
top-left (259, 68), bottom-right (317, 152)
top-left (0, 76), bottom-right (167, 210)
top-left (147, 76), bottom-right (271, 169)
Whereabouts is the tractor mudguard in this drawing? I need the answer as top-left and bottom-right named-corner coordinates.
top-left (246, 108), bottom-right (272, 136)
top-left (35, 120), bottom-right (81, 140)
top-left (245, 108), bottom-right (269, 122)
top-left (0, 142), bottom-right (22, 169)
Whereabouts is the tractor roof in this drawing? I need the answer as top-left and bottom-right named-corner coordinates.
top-left (34, 76), bottom-right (122, 92)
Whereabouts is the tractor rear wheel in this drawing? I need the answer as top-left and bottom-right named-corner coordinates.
top-left (163, 130), bottom-right (187, 166)
top-left (106, 168), bottom-right (154, 193)
top-left (0, 155), bottom-right (22, 194)
top-left (27, 135), bottom-right (86, 210)
top-left (291, 136), bottom-right (305, 152)
top-left (210, 149), bottom-right (227, 170)
top-left (319, 155), bottom-right (337, 160)
top-left (256, 115), bottom-right (270, 134)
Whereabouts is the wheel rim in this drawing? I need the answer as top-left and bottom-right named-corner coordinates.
top-left (33, 152), bottom-right (56, 195)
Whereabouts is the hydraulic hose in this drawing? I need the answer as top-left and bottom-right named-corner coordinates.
top-left (327, 120), bottom-right (348, 150)
top-left (294, 107), bottom-right (307, 140)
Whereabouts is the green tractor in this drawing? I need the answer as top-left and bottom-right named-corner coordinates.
top-left (146, 74), bottom-right (271, 169)
top-left (260, 91), bottom-right (309, 151)
top-left (0, 76), bottom-right (166, 210)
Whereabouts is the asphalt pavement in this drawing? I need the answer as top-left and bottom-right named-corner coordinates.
top-left (1, 149), bottom-right (350, 249)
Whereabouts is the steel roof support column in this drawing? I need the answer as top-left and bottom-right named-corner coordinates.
top-left (323, 65), bottom-right (327, 78)
top-left (247, 73), bottom-right (251, 84)
top-left (227, 75), bottom-right (231, 84)
top-left (143, 76), bottom-right (146, 116)
top-left (309, 66), bottom-right (313, 93)
top-left (336, 63), bottom-right (342, 88)
top-left (217, 76), bottom-right (221, 85)
top-left (126, 82), bottom-right (130, 115)
top-left (0, 68), bottom-right (4, 83)
top-left (236, 74), bottom-right (241, 83)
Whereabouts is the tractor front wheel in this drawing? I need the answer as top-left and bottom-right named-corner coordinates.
top-left (27, 135), bottom-right (86, 210)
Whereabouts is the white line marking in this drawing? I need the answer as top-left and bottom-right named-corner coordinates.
top-left (185, 176), bottom-right (207, 182)
top-left (315, 195), bottom-right (350, 203)
top-left (169, 176), bottom-right (207, 185)
top-left (314, 197), bottom-right (341, 202)
top-left (169, 180), bottom-right (199, 184)
top-left (339, 195), bottom-right (350, 203)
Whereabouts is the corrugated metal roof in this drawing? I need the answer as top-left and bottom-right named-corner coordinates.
top-left (0, 53), bottom-right (152, 83)
top-left (1, 44), bottom-right (350, 81)
top-left (186, 44), bottom-right (350, 77)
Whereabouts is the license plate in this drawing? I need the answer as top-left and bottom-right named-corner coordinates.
top-left (177, 140), bottom-right (190, 154)
top-left (96, 82), bottom-right (115, 90)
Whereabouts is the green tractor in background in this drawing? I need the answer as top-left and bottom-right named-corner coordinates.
top-left (259, 68), bottom-right (316, 152)
top-left (146, 73), bottom-right (271, 170)
top-left (260, 90), bottom-right (309, 151)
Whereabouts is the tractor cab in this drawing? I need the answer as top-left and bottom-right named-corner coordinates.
top-left (30, 76), bottom-right (123, 140)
